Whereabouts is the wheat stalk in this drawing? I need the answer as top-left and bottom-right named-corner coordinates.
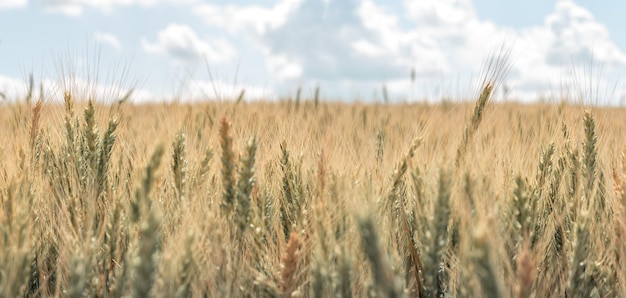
top-left (281, 233), bottom-right (302, 297)
top-left (171, 130), bottom-right (188, 198)
top-left (236, 137), bottom-right (258, 237)
top-left (358, 216), bottom-right (400, 298)
top-left (220, 117), bottom-right (236, 216)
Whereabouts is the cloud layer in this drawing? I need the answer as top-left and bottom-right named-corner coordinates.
top-left (1, 0), bottom-right (624, 103)
top-left (94, 32), bottom-right (122, 51)
top-left (189, 0), bottom-right (626, 102)
top-left (142, 24), bottom-right (234, 63)
top-left (0, 0), bottom-right (26, 10)
top-left (40, 0), bottom-right (195, 16)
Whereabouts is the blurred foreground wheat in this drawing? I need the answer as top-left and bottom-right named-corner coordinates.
top-left (0, 78), bottom-right (625, 297)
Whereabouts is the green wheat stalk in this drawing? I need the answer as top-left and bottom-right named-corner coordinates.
top-left (220, 117), bottom-right (237, 216)
top-left (236, 137), bottom-right (258, 237)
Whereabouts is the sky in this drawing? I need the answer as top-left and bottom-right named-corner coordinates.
top-left (1, 0), bottom-right (626, 104)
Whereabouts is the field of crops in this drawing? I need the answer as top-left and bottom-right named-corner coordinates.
top-left (1, 73), bottom-right (626, 297)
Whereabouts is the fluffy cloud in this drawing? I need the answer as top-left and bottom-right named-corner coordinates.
top-left (175, 79), bottom-right (275, 102)
top-left (41, 0), bottom-right (196, 16)
top-left (194, 0), bottom-right (301, 35)
top-left (52, 76), bottom-right (153, 102)
top-left (406, 0), bottom-right (476, 27)
top-left (196, 0), bottom-right (415, 83)
top-left (0, 0), bottom-right (26, 10)
top-left (33, 0), bottom-right (626, 103)
top-left (192, 0), bottom-right (626, 102)
top-left (503, 0), bottom-right (626, 101)
top-left (94, 32), bottom-right (122, 51)
top-left (193, 0), bottom-right (496, 88)
top-left (142, 23), bottom-right (235, 63)
top-left (0, 75), bottom-right (27, 100)
top-left (0, 75), bottom-right (152, 102)
top-left (544, 1), bottom-right (626, 67)
top-left (69, 79), bottom-right (154, 102)
top-left (266, 55), bottom-right (302, 81)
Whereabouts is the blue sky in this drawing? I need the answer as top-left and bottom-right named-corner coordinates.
top-left (1, 0), bottom-right (625, 104)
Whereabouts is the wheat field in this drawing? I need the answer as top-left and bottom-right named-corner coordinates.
top-left (1, 73), bottom-right (626, 297)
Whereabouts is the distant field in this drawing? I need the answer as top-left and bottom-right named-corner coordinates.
top-left (1, 81), bottom-right (625, 297)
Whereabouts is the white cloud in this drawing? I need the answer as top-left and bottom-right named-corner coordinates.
top-left (142, 23), bottom-right (235, 63)
top-left (351, 39), bottom-right (384, 58)
top-left (42, 1), bottom-right (82, 16)
top-left (94, 32), bottom-right (122, 51)
top-left (196, 0), bottom-right (626, 102)
top-left (0, 0), bottom-right (26, 10)
top-left (47, 76), bottom-right (153, 103)
top-left (405, 0), bottom-right (476, 27)
top-left (41, 0), bottom-right (196, 16)
top-left (400, 0), bottom-right (626, 103)
top-left (0, 75), bottom-right (153, 103)
top-left (0, 75), bottom-right (27, 100)
top-left (195, 0), bottom-right (477, 85)
top-left (544, 1), bottom-right (626, 67)
top-left (199, 0), bottom-right (415, 83)
top-left (176, 79), bottom-right (275, 102)
top-left (266, 55), bottom-right (302, 81)
top-left (498, 0), bottom-right (626, 102)
top-left (32, 0), bottom-right (626, 103)
top-left (194, 0), bottom-right (301, 35)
